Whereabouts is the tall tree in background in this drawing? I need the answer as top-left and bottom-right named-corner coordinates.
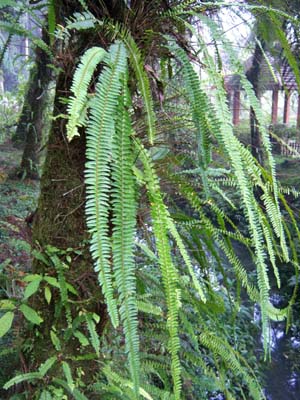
top-left (246, 38), bottom-right (265, 164)
top-left (16, 27), bottom-right (53, 179)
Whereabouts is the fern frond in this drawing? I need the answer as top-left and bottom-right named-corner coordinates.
top-left (112, 75), bottom-right (140, 397)
top-left (200, 331), bottom-right (265, 400)
top-left (85, 313), bottom-right (100, 356)
top-left (67, 47), bottom-right (107, 141)
top-left (102, 365), bottom-right (154, 400)
top-left (85, 41), bottom-right (127, 328)
top-left (178, 19), bottom-right (275, 353)
top-left (168, 42), bottom-right (217, 196)
top-left (268, 10), bottom-right (300, 90)
top-left (46, 249), bottom-right (72, 325)
top-left (4, 372), bottom-right (41, 390)
top-left (121, 32), bottom-right (156, 144)
top-left (199, 15), bottom-right (288, 261)
top-left (135, 139), bottom-right (181, 399)
top-left (167, 218), bottom-right (206, 303)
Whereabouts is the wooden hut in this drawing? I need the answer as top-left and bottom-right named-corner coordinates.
top-left (225, 58), bottom-right (300, 128)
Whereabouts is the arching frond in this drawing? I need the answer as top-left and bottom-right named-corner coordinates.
top-left (121, 31), bottom-right (157, 145)
top-left (67, 46), bottom-right (107, 141)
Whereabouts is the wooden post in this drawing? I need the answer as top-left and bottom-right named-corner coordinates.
top-left (233, 90), bottom-right (240, 126)
top-left (0, 70), bottom-right (3, 95)
top-left (271, 89), bottom-right (279, 125)
top-left (297, 94), bottom-right (300, 130)
top-left (283, 90), bottom-right (291, 124)
top-left (226, 90), bottom-right (231, 108)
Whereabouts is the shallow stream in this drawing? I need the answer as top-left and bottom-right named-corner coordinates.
top-left (264, 319), bottom-right (300, 399)
top-left (232, 243), bottom-right (300, 399)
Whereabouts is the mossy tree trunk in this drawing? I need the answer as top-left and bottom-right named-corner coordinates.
top-left (14, 29), bottom-right (53, 179)
top-left (29, 69), bottom-right (108, 375)
top-left (26, 1), bottom-right (113, 387)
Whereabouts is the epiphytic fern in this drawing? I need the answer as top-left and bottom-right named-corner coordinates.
top-left (135, 138), bottom-right (181, 399)
top-left (85, 40), bottom-right (127, 329)
top-left (121, 30), bottom-right (157, 145)
top-left (111, 74), bottom-right (140, 396)
top-left (73, 40), bottom-right (141, 397)
top-left (66, 46), bottom-right (107, 141)
top-left (64, 4), bottom-right (300, 398)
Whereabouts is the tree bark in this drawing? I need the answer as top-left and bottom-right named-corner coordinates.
top-left (25, 1), bottom-right (111, 386)
top-left (246, 41), bottom-right (265, 165)
top-left (14, 29), bottom-right (53, 179)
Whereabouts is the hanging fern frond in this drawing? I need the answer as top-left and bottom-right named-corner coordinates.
top-left (85, 41), bottom-right (127, 328)
top-left (168, 41), bottom-right (214, 196)
top-left (199, 15), bottom-right (289, 259)
top-left (166, 218), bottom-right (206, 303)
top-left (171, 21), bottom-right (275, 353)
top-left (67, 46), bottom-right (107, 141)
top-left (199, 331), bottom-right (265, 400)
top-left (121, 31), bottom-right (157, 145)
top-left (135, 139), bottom-right (181, 399)
top-left (111, 75), bottom-right (140, 397)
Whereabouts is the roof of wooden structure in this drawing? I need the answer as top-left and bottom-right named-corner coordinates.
top-left (224, 56), bottom-right (299, 92)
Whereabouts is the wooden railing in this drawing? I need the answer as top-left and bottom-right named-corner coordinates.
top-left (281, 139), bottom-right (300, 158)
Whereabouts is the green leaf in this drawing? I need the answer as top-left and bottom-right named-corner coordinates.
top-left (53, 378), bottom-right (89, 400)
top-left (44, 276), bottom-right (60, 288)
top-left (73, 330), bottom-right (89, 347)
top-left (44, 286), bottom-right (52, 304)
top-left (67, 46), bottom-right (107, 140)
top-left (23, 274), bottom-right (43, 282)
top-left (24, 276), bottom-right (42, 299)
top-left (85, 314), bottom-right (100, 356)
top-left (137, 301), bottom-right (162, 316)
top-left (38, 356), bottom-right (57, 377)
top-left (111, 77), bottom-right (140, 397)
top-left (39, 390), bottom-right (52, 400)
top-left (3, 372), bottom-right (41, 389)
top-left (0, 299), bottom-right (16, 310)
top-left (20, 304), bottom-right (43, 325)
top-left (50, 330), bottom-right (61, 351)
top-left (121, 32), bottom-right (156, 144)
top-left (0, 311), bottom-right (14, 338)
top-left (92, 313), bottom-right (100, 323)
top-left (85, 41), bottom-right (128, 328)
top-left (66, 283), bottom-right (78, 295)
top-left (32, 250), bottom-right (51, 266)
top-left (62, 361), bottom-right (74, 392)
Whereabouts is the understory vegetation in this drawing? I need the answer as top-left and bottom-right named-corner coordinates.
top-left (0, 1), bottom-right (300, 399)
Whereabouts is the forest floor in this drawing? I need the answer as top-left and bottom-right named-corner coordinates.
top-left (0, 141), bottom-right (39, 283)
top-left (0, 141), bottom-right (40, 395)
